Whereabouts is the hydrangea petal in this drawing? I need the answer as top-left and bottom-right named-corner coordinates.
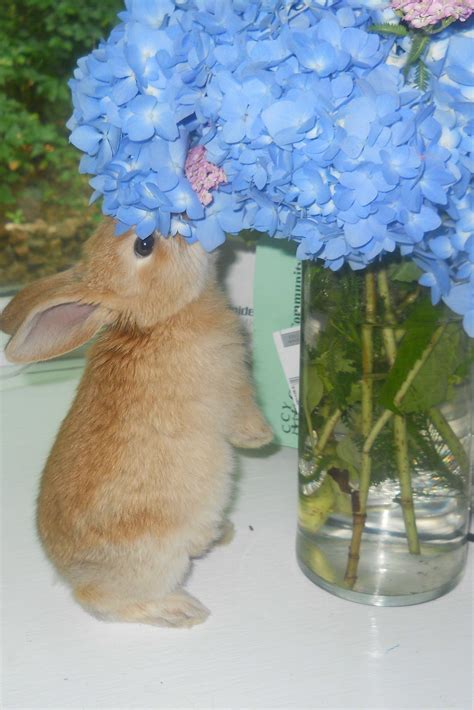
top-left (66, 0), bottom-right (473, 335)
top-left (70, 125), bottom-right (102, 155)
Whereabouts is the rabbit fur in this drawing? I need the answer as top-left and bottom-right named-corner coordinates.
top-left (1, 220), bottom-right (273, 627)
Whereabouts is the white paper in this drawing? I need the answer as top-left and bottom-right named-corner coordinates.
top-left (273, 326), bottom-right (301, 411)
top-left (220, 240), bottom-right (256, 335)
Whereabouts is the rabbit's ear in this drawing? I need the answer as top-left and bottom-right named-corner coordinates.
top-left (1, 269), bottom-right (80, 336)
top-left (1, 270), bottom-right (112, 363)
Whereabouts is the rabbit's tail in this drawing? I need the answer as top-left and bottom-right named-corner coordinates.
top-left (70, 536), bottom-right (209, 628)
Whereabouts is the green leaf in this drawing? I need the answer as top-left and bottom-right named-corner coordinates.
top-left (336, 436), bottom-right (362, 472)
top-left (405, 414), bottom-right (465, 492)
top-left (327, 476), bottom-right (353, 515)
top-left (236, 229), bottom-right (265, 244)
top-left (403, 35), bottom-right (430, 75)
top-left (299, 476), bottom-right (335, 533)
top-left (347, 382), bottom-right (362, 406)
top-left (400, 324), bottom-right (464, 413)
top-left (453, 343), bottom-right (474, 380)
top-left (391, 262), bottom-right (422, 283)
top-left (379, 298), bottom-right (440, 412)
top-left (368, 23), bottom-right (408, 36)
top-left (315, 343), bottom-right (359, 409)
top-left (415, 60), bottom-right (430, 91)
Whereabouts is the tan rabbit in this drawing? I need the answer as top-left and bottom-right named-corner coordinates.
top-left (1, 219), bottom-right (273, 627)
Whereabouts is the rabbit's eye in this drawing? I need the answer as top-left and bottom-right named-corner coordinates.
top-left (134, 235), bottom-right (155, 258)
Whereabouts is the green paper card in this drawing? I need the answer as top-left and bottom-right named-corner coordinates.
top-left (252, 235), bottom-right (301, 448)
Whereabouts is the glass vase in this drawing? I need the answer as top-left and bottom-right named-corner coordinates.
top-left (296, 259), bottom-right (472, 606)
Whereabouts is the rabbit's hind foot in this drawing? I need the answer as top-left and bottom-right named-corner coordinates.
top-left (75, 585), bottom-right (209, 628)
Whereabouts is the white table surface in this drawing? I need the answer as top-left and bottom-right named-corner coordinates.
top-left (1, 367), bottom-right (473, 710)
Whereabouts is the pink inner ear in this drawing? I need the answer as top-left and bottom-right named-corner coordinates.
top-left (7, 300), bottom-right (101, 363)
top-left (29, 302), bottom-right (97, 339)
top-left (19, 301), bottom-right (98, 360)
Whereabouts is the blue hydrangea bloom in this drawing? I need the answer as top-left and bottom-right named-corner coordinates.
top-left (68, 0), bottom-right (474, 335)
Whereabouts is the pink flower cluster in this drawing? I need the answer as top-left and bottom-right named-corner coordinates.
top-left (391, 0), bottom-right (474, 27)
top-left (185, 146), bottom-right (227, 206)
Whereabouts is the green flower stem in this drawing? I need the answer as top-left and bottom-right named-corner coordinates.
top-left (428, 407), bottom-right (470, 477)
top-left (396, 286), bottom-right (421, 315)
top-left (378, 270), bottom-right (420, 556)
top-left (394, 416), bottom-right (420, 554)
top-left (344, 316), bottom-right (447, 587)
top-left (344, 409), bottom-right (393, 586)
top-left (362, 272), bottom-right (376, 437)
top-left (314, 408), bottom-right (342, 456)
top-left (364, 409), bottom-right (395, 453)
top-left (378, 274), bottom-right (398, 363)
top-left (344, 273), bottom-right (376, 587)
top-left (303, 395), bottom-right (317, 451)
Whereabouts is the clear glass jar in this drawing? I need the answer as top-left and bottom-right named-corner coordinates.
top-left (296, 260), bottom-right (472, 606)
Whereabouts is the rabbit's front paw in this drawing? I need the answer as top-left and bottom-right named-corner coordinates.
top-left (230, 408), bottom-right (273, 449)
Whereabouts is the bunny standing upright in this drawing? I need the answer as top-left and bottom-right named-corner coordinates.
top-left (1, 220), bottom-right (272, 627)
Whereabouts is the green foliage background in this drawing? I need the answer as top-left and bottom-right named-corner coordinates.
top-left (0, 0), bottom-right (122, 221)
